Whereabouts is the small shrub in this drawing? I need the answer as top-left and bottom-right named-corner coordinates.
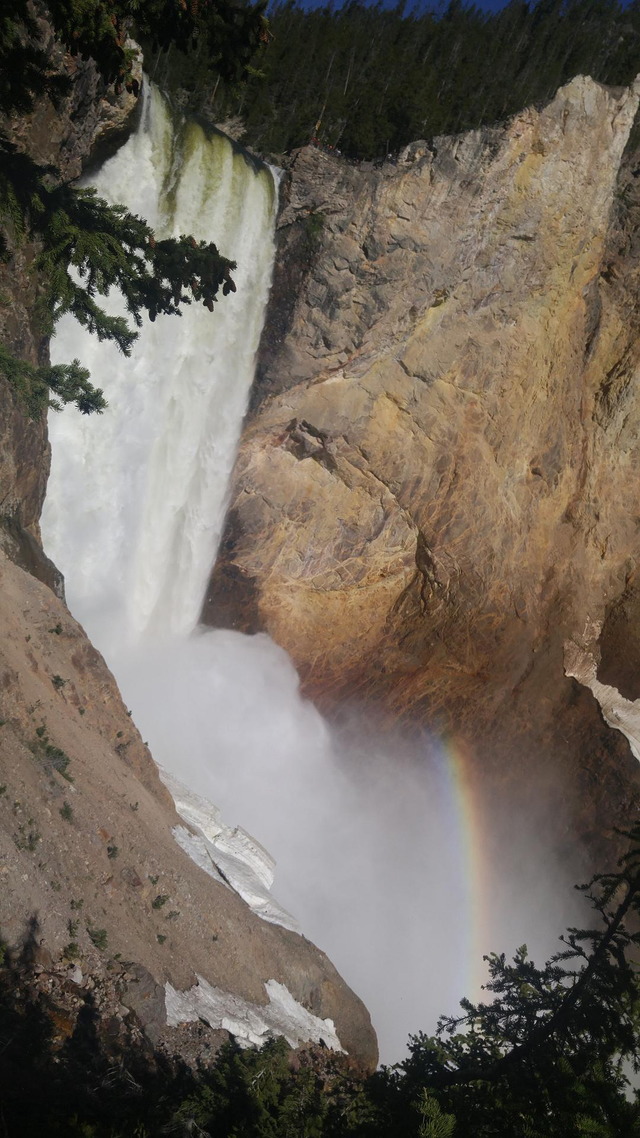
top-left (0, 785), bottom-right (6, 797)
top-left (130, 801), bottom-right (139, 811)
top-left (14, 825), bottom-right (40, 852)
top-left (152, 894), bottom-right (169, 910)
top-left (51, 675), bottom-right (66, 690)
top-left (107, 844), bottom-right (119, 859)
top-left (30, 732), bottom-right (74, 782)
top-left (148, 874), bottom-right (159, 885)
top-left (67, 919), bottom-right (79, 938)
top-left (63, 942), bottom-right (80, 960)
top-left (70, 898), bottom-right (83, 910)
top-left (59, 801), bottom-right (73, 822)
top-left (303, 209), bottom-right (325, 246)
top-left (156, 934), bottom-right (167, 944)
top-left (87, 926), bottom-right (108, 951)
top-left (48, 623), bottom-right (63, 635)
top-left (45, 744), bottom-right (73, 782)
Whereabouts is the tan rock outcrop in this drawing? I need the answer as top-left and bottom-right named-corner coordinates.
top-left (0, 551), bottom-right (377, 1068)
top-left (205, 76), bottom-right (640, 852)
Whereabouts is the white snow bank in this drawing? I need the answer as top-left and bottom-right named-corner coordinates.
top-left (564, 631), bottom-right (640, 761)
top-left (161, 768), bottom-right (299, 932)
top-left (165, 976), bottom-right (344, 1052)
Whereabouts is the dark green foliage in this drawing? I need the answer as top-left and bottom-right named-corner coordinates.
top-left (4, 833), bottom-right (640, 1134)
top-left (206, 0), bottom-right (640, 160)
top-left (1, 0), bottom-right (267, 116)
top-left (13, 823), bottom-right (40, 852)
top-left (29, 727), bottom-right (74, 780)
top-left (0, 341), bottom-right (103, 418)
top-left (303, 210), bottom-right (325, 249)
top-left (59, 800), bottom-right (73, 822)
top-left (45, 0), bottom-right (268, 90)
top-left (86, 925), bottom-right (108, 950)
top-left (368, 824), bottom-right (640, 1137)
top-left (44, 744), bottom-right (72, 779)
top-left (0, 0), bottom-right (266, 415)
top-left (167, 1036), bottom-right (376, 1136)
top-left (0, 0), bottom-right (71, 118)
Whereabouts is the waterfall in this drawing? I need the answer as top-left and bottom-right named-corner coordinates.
top-left (41, 82), bottom-right (583, 1064)
top-left (43, 83), bottom-right (277, 643)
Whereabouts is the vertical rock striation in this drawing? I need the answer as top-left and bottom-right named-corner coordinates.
top-left (205, 76), bottom-right (640, 853)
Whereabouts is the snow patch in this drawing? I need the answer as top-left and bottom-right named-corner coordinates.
top-left (165, 976), bottom-right (344, 1052)
top-left (564, 631), bottom-right (640, 761)
top-left (162, 768), bottom-right (299, 931)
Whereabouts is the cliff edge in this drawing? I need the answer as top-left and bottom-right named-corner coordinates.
top-left (205, 75), bottom-right (640, 858)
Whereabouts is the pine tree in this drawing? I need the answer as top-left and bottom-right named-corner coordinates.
top-left (3, 828), bottom-right (640, 1132)
top-left (204, 0), bottom-right (640, 162)
top-left (369, 824), bottom-right (640, 1137)
top-left (0, 0), bottom-right (266, 416)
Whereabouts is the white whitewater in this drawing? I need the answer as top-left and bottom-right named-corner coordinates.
top-left (43, 82), bottom-right (277, 641)
top-left (41, 82), bottom-right (582, 1064)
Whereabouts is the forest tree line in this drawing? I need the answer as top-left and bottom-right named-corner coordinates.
top-left (151, 0), bottom-right (640, 160)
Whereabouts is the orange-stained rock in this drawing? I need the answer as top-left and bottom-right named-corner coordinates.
top-left (204, 76), bottom-right (640, 856)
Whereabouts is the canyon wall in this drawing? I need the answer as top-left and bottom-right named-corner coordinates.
top-left (0, 31), bottom-right (376, 1071)
top-left (0, 15), bottom-right (141, 591)
top-left (205, 76), bottom-right (640, 856)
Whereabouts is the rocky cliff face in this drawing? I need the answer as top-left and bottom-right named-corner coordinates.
top-left (0, 550), bottom-right (376, 1068)
top-left (0, 13), bottom-right (141, 591)
top-left (0, 30), bottom-right (377, 1071)
top-left (205, 76), bottom-right (640, 858)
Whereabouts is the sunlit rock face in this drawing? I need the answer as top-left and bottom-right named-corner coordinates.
top-left (0, 551), bottom-right (377, 1070)
top-left (204, 76), bottom-right (640, 851)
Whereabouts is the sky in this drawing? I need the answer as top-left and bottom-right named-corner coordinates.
top-left (279, 0), bottom-right (524, 17)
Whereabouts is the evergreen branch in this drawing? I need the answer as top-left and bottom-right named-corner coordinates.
top-left (0, 341), bottom-right (106, 417)
top-left (0, 0), bottom-right (72, 116)
top-left (0, 137), bottom-right (236, 405)
top-left (430, 856), bottom-right (640, 1088)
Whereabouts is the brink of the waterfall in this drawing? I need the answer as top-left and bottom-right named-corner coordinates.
top-left (43, 81), bottom-right (278, 644)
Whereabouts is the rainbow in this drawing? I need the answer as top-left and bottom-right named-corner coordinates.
top-left (429, 733), bottom-right (492, 1004)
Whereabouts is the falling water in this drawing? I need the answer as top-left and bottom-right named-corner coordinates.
top-left (42, 82), bottom-right (584, 1063)
top-left (43, 83), bottom-right (277, 643)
